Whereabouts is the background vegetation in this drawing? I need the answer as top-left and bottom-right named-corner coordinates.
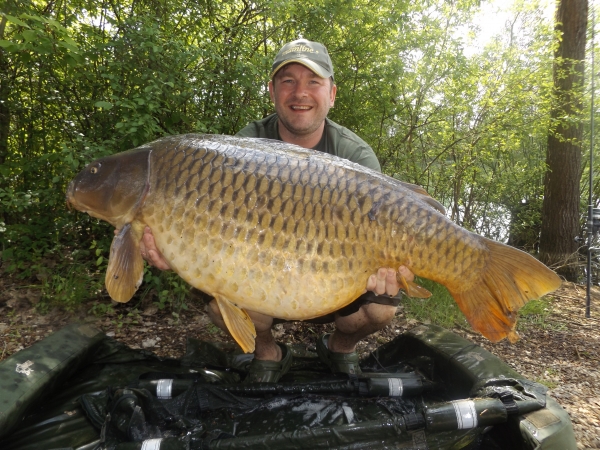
top-left (0, 0), bottom-right (596, 316)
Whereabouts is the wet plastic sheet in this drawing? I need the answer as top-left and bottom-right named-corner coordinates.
top-left (0, 324), bottom-right (577, 450)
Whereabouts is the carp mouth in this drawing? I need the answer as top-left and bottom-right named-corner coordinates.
top-left (65, 179), bottom-right (113, 224)
top-left (65, 180), bottom-right (90, 215)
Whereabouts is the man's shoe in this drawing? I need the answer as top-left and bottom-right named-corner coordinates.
top-left (243, 343), bottom-right (292, 383)
top-left (316, 333), bottom-right (362, 375)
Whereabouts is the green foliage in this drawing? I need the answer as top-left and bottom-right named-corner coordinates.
top-left (0, 0), bottom-right (562, 313)
top-left (517, 296), bottom-right (566, 332)
top-left (35, 236), bottom-right (110, 312)
top-left (403, 281), bottom-right (563, 336)
top-left (374, 1), bottom-right (554, 243)
top-left (402, 277), bottom-right (470, 330)
top-left (112, 310), bottom-right (141, 330)
top-left (38, 267), bottom-right (97, 312)
top-left (142, 269), bottom-right (190, 316)
top-left (88, 301), bottom-right (115, 317)
top-left (206, 323), bottom-right (224, 335)
top-left (518, 297), bottom-right (552, 322)
top-left (533, 375), bottom-right (558, 390)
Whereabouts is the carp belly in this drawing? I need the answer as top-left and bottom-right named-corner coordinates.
top-left (144, 208), bottom-right (376, 320)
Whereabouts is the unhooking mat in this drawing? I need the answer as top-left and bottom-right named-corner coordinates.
top-left (0, 323), bottom-right (577, 449)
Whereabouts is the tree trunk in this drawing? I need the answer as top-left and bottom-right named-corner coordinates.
top-left (0, 15), bottom-right (9, 168)
top-left (539, 0), bottom-right (588, 281)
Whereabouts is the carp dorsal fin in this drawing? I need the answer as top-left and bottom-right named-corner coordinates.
top-left (397, 180), bottom-right (446, 214)
top-left (215, 296), bottom-right (257, 353)
top-left (105, 221), bottom-right (145, 302)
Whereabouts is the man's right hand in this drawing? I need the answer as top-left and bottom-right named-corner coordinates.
top-left (140, 226), bottom-right (171, 270)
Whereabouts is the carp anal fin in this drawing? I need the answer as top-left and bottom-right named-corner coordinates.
top-left (105, 223), bottom-right (145, 303)
top-left (450, 240), bottom-right (562, 343)
top-left (397, 180), bottom-right (446, 214)
top-left (215, 296), bottom-right (257, 353)
top-left (397, 272), bottom-right (432, 299)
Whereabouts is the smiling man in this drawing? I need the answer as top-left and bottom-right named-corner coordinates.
top-left (141, 39), bottom-right (413, 383)
top-left (236, 40), bottom-right (381, 171)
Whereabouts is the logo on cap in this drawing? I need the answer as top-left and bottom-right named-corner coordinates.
top-left (271, 39), bottom-right (334, 81)
top-left (282, 45), bottom-right (318, 56)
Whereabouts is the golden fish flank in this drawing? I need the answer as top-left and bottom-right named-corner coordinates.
top-left (66, 134), bottom-right (562, 353)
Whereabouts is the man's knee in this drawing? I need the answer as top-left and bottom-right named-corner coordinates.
top-left (206, 299), bottom-right (274, 333)
top-left (362, 303), bottom-right (397, 326)
top-left (206, 300), bottom-right (226, 329)
top-left (334, 303), bottom-right (397, 335)
top-left (246, 310), bottom-right (275, 333)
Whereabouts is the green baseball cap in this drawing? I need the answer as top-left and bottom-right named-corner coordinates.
top-left (271, 39), bottom-right (334, 81)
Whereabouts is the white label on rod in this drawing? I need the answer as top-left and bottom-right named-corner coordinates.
top-left (141, 438), bottom-right (163, 450)
top-left (452, 400), bottom-right (477, 429)
top-left (388, 378), bottom-right (404, 397)
top-left (156, 379), bottom-right (173, 399)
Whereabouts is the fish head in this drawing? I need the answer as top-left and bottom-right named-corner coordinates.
top-left (66, 147), bottom-right (151, 228)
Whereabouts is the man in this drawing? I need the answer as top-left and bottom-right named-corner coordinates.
top-left (141, 39), bottom-right (414, 382)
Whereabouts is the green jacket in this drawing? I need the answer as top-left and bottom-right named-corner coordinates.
top-left (236, 114), bottom-right (381, 172)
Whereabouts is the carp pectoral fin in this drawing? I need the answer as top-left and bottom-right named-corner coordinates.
top-left (105, 223), bottom-right (145, 303)
top-left (397, 273), bottom-right (432, 299)
top-left (450, 240), bottom-right (561, 343)
top-left (215, 296), bottom-right (257, 353)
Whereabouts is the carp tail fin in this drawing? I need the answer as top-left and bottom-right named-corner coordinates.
top-left (450, 240), bottom-right (562, 343)
top-left (215, 296), bottom-right (257, 353)
top-left (105, 222), bottom-right (145, 302)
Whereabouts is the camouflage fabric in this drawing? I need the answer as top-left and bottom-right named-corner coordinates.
top-left (0, 323), bottom-right (105, 440)
top-left (0, 324), bottom-right (576, 449)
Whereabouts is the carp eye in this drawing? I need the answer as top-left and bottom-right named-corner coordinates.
top-left (90, 164), bottom-right (100, 174)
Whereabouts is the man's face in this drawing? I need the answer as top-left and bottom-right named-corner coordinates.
top-left (269, 63), bottom-right (337, 138)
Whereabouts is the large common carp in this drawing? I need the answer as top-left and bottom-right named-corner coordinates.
top-left (67, 134), bottom-right (561, 352)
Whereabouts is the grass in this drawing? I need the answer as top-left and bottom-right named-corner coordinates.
top-left (517, 296), bottom-right (566, 332)
top-left (533, 367), bottom-right (560, 389)
top-left (206, 323), bottom-right (223, 335)
top-left (402, 278), bottom-right (562, 334)
top-left (38, 264), bottom-right (104, 313)
top-left (402, 277), bottom-right (470, 330)
top-left (533, 378), bottom-right (558, 389)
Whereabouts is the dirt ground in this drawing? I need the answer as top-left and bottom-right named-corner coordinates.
top-left (1, 281), bottom-right (599, 448)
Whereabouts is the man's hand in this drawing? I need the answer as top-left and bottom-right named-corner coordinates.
top-left (114, 226), bottom-right (171, 270)
top-left (366, 266), bottom-right (414, 296)
top-left (140, 226), bottom-right (171, 270)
